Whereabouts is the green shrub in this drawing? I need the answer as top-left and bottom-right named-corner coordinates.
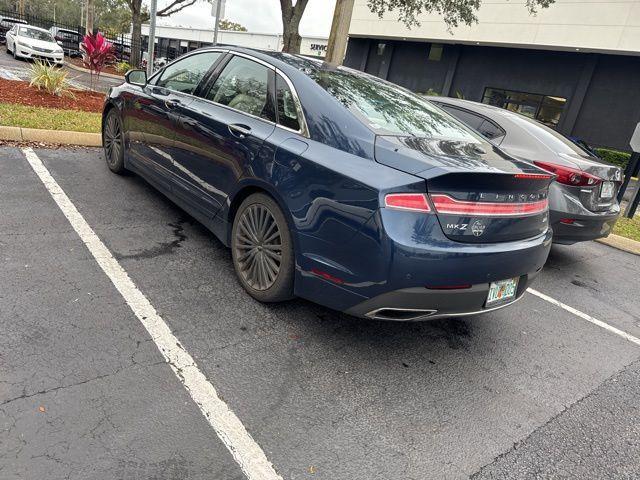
top-left (594, 148), bottom-right (631, 169)
top-left (114, 61), bottom-right (131, 74)
top-left (29, 61), bottom-right (74, 98)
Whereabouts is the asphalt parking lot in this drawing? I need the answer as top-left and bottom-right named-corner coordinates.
top-left (1, 145), bottom-right (640, 480)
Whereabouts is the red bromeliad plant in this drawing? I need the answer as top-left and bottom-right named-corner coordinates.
top-left (80, 32), bottom-right (116, 90)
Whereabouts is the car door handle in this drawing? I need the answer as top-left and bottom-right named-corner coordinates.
top-left (164, 99), bottom-right (182, 109)
top-left (228, 124), bottom-right (252, 139)
top-left (180, 118), bottom-right (199, 129)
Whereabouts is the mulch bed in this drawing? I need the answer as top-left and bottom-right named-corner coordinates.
top-left (0, 78), bottom-right (104, 112)
top-left (66, 56), bottom-right (124, 78)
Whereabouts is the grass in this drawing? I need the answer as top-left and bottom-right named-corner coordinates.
top-left (0, 102), bottom-right (101, 133)
top-left (613, 215), bottom-right (640, 242)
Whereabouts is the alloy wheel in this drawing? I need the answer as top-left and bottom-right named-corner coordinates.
top-left (234, 204), bottom-right (283, 291)
top-left (103, 112), bottom-right (122, 168)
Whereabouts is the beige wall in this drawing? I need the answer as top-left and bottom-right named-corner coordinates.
top-left (350, 0), bottom-right (640, 55)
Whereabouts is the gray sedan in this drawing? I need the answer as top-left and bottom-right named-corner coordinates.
top-left (430, 97), bottom-right (623, 244)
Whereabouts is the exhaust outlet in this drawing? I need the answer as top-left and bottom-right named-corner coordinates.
top-left (366, 308), bottom-right (437, 321)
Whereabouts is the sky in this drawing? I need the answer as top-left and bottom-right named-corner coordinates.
top-left (156, 0), bottom-right (337, 37)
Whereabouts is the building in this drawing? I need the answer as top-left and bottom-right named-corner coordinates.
top-left (344, 0), bottom-right (640, 151)
top-left (140, 24), bottom-right (328, 61)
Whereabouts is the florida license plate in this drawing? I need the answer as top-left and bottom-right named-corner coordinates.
top-left (600, 181), bottom-right (615, 199)
top-left (486, 278), bottom-right (519, 306)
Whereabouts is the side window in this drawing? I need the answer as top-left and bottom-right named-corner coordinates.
top-left (206, 56), bottom-right (273, 121)
top-left (478, 119), bottom-right (506, 141)
top-left (439, 105), bottom-right (484, 130)
top-left (276, 74), bottom-right (301, 131)
top-left (156, 52), bottom-right (221, 94)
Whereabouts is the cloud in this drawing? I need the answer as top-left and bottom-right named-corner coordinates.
top-left (156, 0), bottom-right (336, 37)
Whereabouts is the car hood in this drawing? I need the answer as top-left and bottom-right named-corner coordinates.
top-left (18, 37), bottom-right (59, 50)
top-left (374, 135), bottom-right (544, 179)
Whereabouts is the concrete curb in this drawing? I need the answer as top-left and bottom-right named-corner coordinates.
top-left (597, 233), bottom-right (640, 256)
top-left (0, 125), bottom-right (101, 146)
top-left (65, 62), bottom-right (124, 80)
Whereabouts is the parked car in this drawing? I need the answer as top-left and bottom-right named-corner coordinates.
top-left (430, 97), bottom-right (623, 245)
top-left (102, 47), bottom-right (554, 321)
top-left (49, 26), bottom-right (82, 57)
top-left (111, 40), bottom-right (131, 62)
top-left (6, 24), bottom-right (64, 65)
top-left (0, 16), bottom-right (26, 43)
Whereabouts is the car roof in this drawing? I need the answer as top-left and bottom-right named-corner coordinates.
top-left (52, 27), bottom-right (80, 33)
top-left (1, 17), bottom-right (27, 23)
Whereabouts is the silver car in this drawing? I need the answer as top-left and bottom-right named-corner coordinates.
top-left (430, 97), bottom-right (623, 244)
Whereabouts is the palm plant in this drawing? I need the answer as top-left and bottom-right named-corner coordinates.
top-left (80, 32), bottom-right (116, 90)
top-left (29, 61), bottom-right (74, 98)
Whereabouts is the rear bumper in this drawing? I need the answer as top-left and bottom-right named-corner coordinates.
top-left (346, 268), bottom-right (539, 321)
top-left (294, 209), bottom-right (553, 320)
top-left (550, 209), bottom-right (620, 244)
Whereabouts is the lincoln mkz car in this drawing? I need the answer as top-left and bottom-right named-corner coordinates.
top-left (102, 47), bottom-right (555, 321)
top-left (430, 97), bottom-right (623, 245)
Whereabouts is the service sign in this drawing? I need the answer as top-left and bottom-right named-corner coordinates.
top-left (631, 122), bottom-right (640, 153)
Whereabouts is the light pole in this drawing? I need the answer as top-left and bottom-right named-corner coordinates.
top-left (147, 0), bottom-right (158, 77)
top-left (212, 0), bottom-right (223, 46)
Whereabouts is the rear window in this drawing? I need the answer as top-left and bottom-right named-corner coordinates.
top-left (308, 68), bottom-right (480, 141)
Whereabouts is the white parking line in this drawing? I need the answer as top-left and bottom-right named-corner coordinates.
top-left (21, 148), bottom-right (282, 480)
top-left (527, 288), bottom-right (640, 347)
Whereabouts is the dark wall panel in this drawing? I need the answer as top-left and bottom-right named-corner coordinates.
top-left (451, 46), bottom-right (584, 105)
top-left (344, 37), bottom-right (370, 70)
top-left (344, 38), bottom-right (640, 150)
top-left (386, 41), bottom-right (449, 94)
top-left (572, 55), bottom-right (640, 150)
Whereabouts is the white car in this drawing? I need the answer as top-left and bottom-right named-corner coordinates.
top-left (6, 24), bottom-right (64, 65)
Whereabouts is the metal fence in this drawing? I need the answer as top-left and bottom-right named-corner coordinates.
top-left (0, 8), bottom-right (139, 64)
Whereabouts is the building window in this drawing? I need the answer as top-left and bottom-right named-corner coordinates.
top-left (377, 42), bottom-right (386, 56)
top-left (482, 88), bottom-right (566, 128)
top-left (428, 44), bottom-right (443, 61)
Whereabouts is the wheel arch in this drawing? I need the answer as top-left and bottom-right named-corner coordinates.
top-left (225, 180), bottom-right (298, 252)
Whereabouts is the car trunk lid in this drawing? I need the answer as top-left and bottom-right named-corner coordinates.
top-left (376, 135), bottom-right (553, 243)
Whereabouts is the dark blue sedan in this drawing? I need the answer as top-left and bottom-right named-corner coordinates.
top-left (102, 47), bottom-right (554, 321)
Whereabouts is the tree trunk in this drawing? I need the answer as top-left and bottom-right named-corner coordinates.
top-left (280, 0), bottom-right (307, 54)
top-left (130, 7), bottom-right (142, 68)
top-left (86, 0), bottom-right (94, 34)
top-left (325, 0), bottom-right (355, 65)
top-left (282, 21), bottom-right (302, 53)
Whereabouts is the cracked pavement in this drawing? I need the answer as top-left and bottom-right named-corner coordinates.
top-left (1, 146), bottom-right (640, 479)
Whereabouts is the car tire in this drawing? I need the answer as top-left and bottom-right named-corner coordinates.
top-left (231, 193), bottom-right (295, 303)
top-left (102, 109), bottom-right (126, 174)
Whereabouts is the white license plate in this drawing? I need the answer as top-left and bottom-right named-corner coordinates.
top-left (486, 278), bottom-right (519, 306)
top-left (600, 181), bottom-right (615, 199)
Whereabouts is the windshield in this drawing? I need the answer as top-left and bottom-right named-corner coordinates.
top-left (309, 68), bottom-right (482, 141)
top-left (19, 27), bottom-right (54, 42)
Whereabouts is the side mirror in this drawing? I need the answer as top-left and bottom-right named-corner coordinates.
top-left (125, 69), bottom-right (147, 86)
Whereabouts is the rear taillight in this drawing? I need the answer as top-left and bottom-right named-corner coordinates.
top-left (384, 193), bottom-right (431, 212)
top-left (534, 161), bottom-right (601, 187)
top-left (430, 194), bottom-right (548, 217)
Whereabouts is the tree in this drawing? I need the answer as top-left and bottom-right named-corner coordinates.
top-left (279, 0), bottom-right (309, 53)
top-left (218, 18), bottom-right (247, 32)
top-left (127, 0), bottom-right (204, 67)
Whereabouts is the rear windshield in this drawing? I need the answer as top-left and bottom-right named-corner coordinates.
top-left (19, 27), bottom-right (54, 42)
top-left (308, 68), bottom-right (481, 141)
top-left (514, 114), bottom-right (596, 159)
